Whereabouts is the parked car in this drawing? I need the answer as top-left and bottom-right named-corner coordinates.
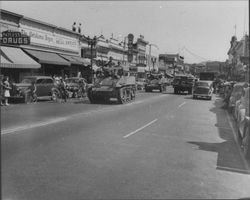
top-left (10, 76), bottom-right (59, 103)
top-left (228, 82), bottom-right (248, 113)
top-left (236, 87), bottom-right (250, 159)
top-left (193, 80), bottom-right (213, 100)
top-left (65, 77), bottom-right (87, 98)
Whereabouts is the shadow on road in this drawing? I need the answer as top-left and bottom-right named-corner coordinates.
top-left (188, 97), bottom-right (250, 175)
top-left (184, 96), bottom-right (212, 101)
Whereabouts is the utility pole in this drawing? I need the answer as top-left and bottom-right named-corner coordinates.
top-left (81, 34), bottom-right (103, 83)
top-left (149, 44), bottom-right (152, 73)
top-left (148, 43), bottom-right (159, 74)
top-left (234, 24), bottom-right (237, 36)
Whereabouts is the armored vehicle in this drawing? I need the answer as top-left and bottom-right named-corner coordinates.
top-left (172, 74), bottom-right (195, 94)
top-left (144, 73), bottom-right (169, 92)
top-left (87, 66), bottom-right (136, 104)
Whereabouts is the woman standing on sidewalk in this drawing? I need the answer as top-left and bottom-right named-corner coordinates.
top-left (3, 76), bottom-right (11, 106)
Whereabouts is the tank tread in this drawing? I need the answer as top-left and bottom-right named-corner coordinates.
top-left (117, 85), bottom-right (136, 104)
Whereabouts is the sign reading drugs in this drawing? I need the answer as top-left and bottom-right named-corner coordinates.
top-left (0, 30), bottom-right (30, 45)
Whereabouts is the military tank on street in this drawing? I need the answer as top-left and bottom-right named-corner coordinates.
top-left (87, 65), bottom-right (136, 104)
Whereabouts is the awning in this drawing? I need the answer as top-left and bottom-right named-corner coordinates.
top-left (73, 57), bottom-right (91, 66)
top-left (0, 46), bottom-right (41, 69)
top-left (59, 54), bottom-right (82, 65)
top-left (23, 49), bottom-right (70, 66)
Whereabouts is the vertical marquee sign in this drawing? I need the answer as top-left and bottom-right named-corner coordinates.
top-left (127, 33), bottom-right (134, 63)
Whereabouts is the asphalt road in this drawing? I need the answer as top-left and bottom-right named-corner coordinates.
top-left (1, 90), bottom-right (250, 199)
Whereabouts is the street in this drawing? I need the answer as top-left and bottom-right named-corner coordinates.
top-left (1, 90), bottom-right (250, 199)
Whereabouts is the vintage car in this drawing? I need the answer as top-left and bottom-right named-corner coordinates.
top-left (235, 87), bottom-right (250, 159)
top-left (228, 82), bottom-right (248, 113)
top-left (10, 76), bottom-right (59, 103)
top-left (65, 77), bottom-right (88, 98)
top-left (193, 80), bottom-right (213, 100)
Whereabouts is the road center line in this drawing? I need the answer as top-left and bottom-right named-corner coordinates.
top-left (123, 119), bottom-right (158, 138)
top-left (178, 102), bottom-right (186, 108)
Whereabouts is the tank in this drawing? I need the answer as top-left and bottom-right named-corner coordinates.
top-left (87, 66), bottom-right (136, 104)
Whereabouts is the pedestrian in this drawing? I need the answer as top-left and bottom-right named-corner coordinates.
top-left (30, 81), bottom-right (37, 102)
top-left (2, 76), bottom-right (11, 106)
top-left (0, 75), bottom-right (4, 106)
top-left (59, 78), bottom-right (67, 102)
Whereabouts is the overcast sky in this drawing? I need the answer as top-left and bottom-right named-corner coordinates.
top-left (1, 1), bottom-right (248, 64)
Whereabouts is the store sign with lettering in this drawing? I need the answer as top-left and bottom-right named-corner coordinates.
top-left (127, 33), bottom-right (134, 62)
top-left (0, 30), bottom-right (30, 45)
top-left (19, 25), bottom-right (79, 52)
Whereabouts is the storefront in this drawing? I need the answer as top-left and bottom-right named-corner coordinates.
top-left (1, 9), bottom-right (87, 81)
top-left (0, 10), bottom-right (41, 82)
top-left (19, 16), bottom-right (82, 78)
top-left (0, 46), bottom-right (41, 82)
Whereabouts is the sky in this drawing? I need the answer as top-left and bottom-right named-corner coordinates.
top-left (1, 1), bottom-right (249, 64)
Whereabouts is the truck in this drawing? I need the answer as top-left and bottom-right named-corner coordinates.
top-left (199, 72), bottom-right (216, 81)
top-left (172, 74), bottom-right (195, 94)
top-left (87, 66), bottom-right (136, 104)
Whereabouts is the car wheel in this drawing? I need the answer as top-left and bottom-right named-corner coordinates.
top-left (193, 95), bottom-right (196, 99)
top-left (242, 126), bottom-right (250, 160)
top-left (51, 89), bottom-right (60, 102)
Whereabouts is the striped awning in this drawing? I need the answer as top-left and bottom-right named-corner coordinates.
top-left (59, 54), bottom-right (83, 65)
top-left (0, 46), bottom-right (41, 69)
top-left (23, 49), bottom-right (70, 66)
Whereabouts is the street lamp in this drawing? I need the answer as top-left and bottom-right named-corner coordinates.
top-left (81, 34), bottom-right (103, 83)
top-left (148, 43), bottom-right (159, 73)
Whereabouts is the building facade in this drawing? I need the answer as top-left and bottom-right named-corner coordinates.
top-left (227, 34), bottom-right (249, 82)
top-left (158, 53), bottom-right (184, 75)
top-left (0, 9), bottom-right (90, 83)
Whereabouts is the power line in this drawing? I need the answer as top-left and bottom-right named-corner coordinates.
top-left (182, 46), bottom-right (208, 62)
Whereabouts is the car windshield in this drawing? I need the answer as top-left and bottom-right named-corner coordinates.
top-left (196, 82), bottom-right (209, 87)
top-left (21, 78), bottom-right (36, 84)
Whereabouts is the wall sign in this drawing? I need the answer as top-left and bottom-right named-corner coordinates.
top-left (0, 30), bottom-right (30, 45)
top-left (19, 25), bottom-right (79, 52)
top-left (127, 33), bottom-right (134, 62)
